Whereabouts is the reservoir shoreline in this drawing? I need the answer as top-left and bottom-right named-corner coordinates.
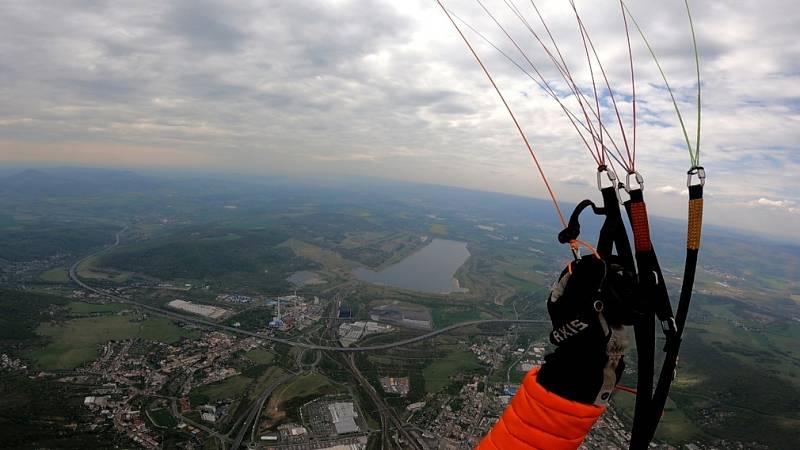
top-left (353, 238), bottom-right (470, 295)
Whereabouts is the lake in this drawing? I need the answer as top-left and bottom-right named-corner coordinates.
top-left (353, 238), bottom-right (470, 294)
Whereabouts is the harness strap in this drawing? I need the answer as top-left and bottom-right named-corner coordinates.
top-left (558, 187), bottom-right (633, 269)
top-left (558, 176), bottom-right (705, 450)
top-left (624, 188), bottom-right (678, 450)
top-left (625, 189), bottom-right (676, 328)
top-left (558, 199), bottom-right (605, 244)
top-left (641, 182), bottom-right (704, 444)
top-left (598, 187), bottom-right (635, 270)
top-left (559, 188), bottom-right (645, 447)
top-left (628, 296), bottom-right (655, 449)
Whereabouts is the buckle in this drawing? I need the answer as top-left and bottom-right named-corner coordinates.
top-left (597, 166), bottom-right (622, 204)
top-left (687, 166), bottom-right (706, 187)
top-left (625, 171), bottom-right (644, 193)
top-left (661, 317), bottom-right (677, 334)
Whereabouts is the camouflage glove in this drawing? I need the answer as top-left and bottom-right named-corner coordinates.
top-left (537, 254), bottom-right (636, 406)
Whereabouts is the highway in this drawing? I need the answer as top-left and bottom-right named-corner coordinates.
top-left (68, 229), bottom-right (548, 448)
top-left (69, 229), bottom-right (548, 353)
top-left (229, 372), bottom-right (297, 450)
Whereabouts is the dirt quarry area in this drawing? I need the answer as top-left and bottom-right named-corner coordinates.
top-left (167, 299), bottom-right (230, 319)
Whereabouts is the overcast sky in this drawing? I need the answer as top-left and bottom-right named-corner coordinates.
top-left (1, 0), bottom-right (798, 239)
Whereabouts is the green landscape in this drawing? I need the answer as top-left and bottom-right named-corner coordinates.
top-left (0, 169), bottom-right (798, 449)
top-left (31, 313), bottom-right (197, 370)
top-left (4, 0), bottom-right (800, 447)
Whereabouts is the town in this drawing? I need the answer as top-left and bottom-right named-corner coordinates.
top-left (38, 289), bottom-right (719, 450)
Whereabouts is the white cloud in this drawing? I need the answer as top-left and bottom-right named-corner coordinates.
top-left (560, 174), bottom-right (591, 186)
top-left (749, 197), bottom-right (799, 214)
top-left (752, 197), bottom-right (792, 208)
top-left (0, 0), bottom-right (797, 238)
top-left (654, 185), bottom-right (687, 196)
top-left (311, 153), bottom-right (379, 162)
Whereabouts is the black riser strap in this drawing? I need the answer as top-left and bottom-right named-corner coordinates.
top-left (598, 187), bottom-right (635, 271)
top-left (630, 318), bottom-right (656, 450)
top-left (640, 185), bottom-right (704, 444)
top-left (624, 188), bottom-right (673, 450)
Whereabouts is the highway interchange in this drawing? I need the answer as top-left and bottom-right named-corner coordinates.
top-left (67, 228), bottom-right (547, 448)
top-left (68, 229), bottom-right (547, 353)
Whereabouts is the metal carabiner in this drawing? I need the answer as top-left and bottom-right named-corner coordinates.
top-left (617, 180), bottom-right (630, 204)
top-left (597, 166), bottom-right (623, 205)
top-left (625, 171), bottom-right (644, 193)
top-left (687, 166), bottom-right (706, 187)
top-left (596, 165), bottom-right (618, 190)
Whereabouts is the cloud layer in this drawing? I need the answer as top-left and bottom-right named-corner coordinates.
top-left (0, 0), bottom-right (798, 238)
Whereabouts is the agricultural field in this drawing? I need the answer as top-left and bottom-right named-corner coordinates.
top-left (1, 169), bottom-right (798, 449)
top-left (612, 392), bottom-right (704, 444)
top-left (67, 301), bottom-right (129, 315)
top-left (271, 372), bottom-right (339, 406)
top-left (39, 267), bottom-right (69, 283)
top-left (688, 297), bottom-right (800, 388)
top-left (611, 293), bottom-right (800, 449)
top-left (190, 366), bottom-right (287, 406)
top-left (192, 375), bottom-right (253, 403)
top-left (29, 313), bottom-right (197, 369)
top-left (247, 366), bottom-right (288, 401)
top-left (429, 223), bottom-right (447, 235)
top-left (245, 348), bottom-right (276, 365)
top-left (281, 238), bottom-right (358, 274)
top-left (422, 346), bottom-right (482, 393)
top-left (77, 255), bottom-right (134, 283)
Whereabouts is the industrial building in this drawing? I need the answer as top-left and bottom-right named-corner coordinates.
top-left (167, 299), bottom-right (229, 319)
top-left (369, 307), bottom-right (432, 330)
top-left (328, 402), bottom-right (360, 435)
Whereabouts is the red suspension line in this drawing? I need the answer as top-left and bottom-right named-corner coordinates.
top-left (463, 20), bottom-right (597, 160)
top-left (573, 5), bottom-right (604, 166)
top-left (621, 0), bottom-right (637, 170)
top-left (448, 7), bottom-right (631, 176)
top-left (511, 0), bottom-right (632, 172)
top-left (497, 0), bottom-right (604, 165)
top-left (475, 0), bottom-right (601, 165)
top-left (569, 0), bottom-right (634, 168)
top-left (435, 0), bottom-right (568, 228)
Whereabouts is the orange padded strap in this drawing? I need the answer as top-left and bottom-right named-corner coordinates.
top-left (687, 198), bottom-right (703, 250)
top-left (628, 201), bottom-right (652, 252)
top-left (476, 368), bottom-right (604, 450)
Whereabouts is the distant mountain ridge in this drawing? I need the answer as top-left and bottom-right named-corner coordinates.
top-left (0, 167), bottom-right (162, 197)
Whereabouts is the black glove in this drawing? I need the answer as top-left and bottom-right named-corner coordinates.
top-left (537, 254), bottom-right (637, 405)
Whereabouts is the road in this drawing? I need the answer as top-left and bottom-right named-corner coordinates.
top-left (343, 353), bottom-right (423, 450)
top-left (68, 228), bottom-right (546, 448)
top-left (229, 372), bottom-right (297, 450)
top-left (69, 236), bottom-right (547, 352)
top-left (506, 341), bottom-right (533, 383)
top-left (169, 398), bottom-right (230, 445)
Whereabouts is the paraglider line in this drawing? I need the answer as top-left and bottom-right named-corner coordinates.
top-left (435, 0), bottom-right (567, 229)
top-left (569, 0), bottom-right (634, 167)
top-left (621, 0), bottom-right (637, 170)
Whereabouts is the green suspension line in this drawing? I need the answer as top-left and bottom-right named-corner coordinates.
top-left (622, 1), bottom-right (701, 168)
